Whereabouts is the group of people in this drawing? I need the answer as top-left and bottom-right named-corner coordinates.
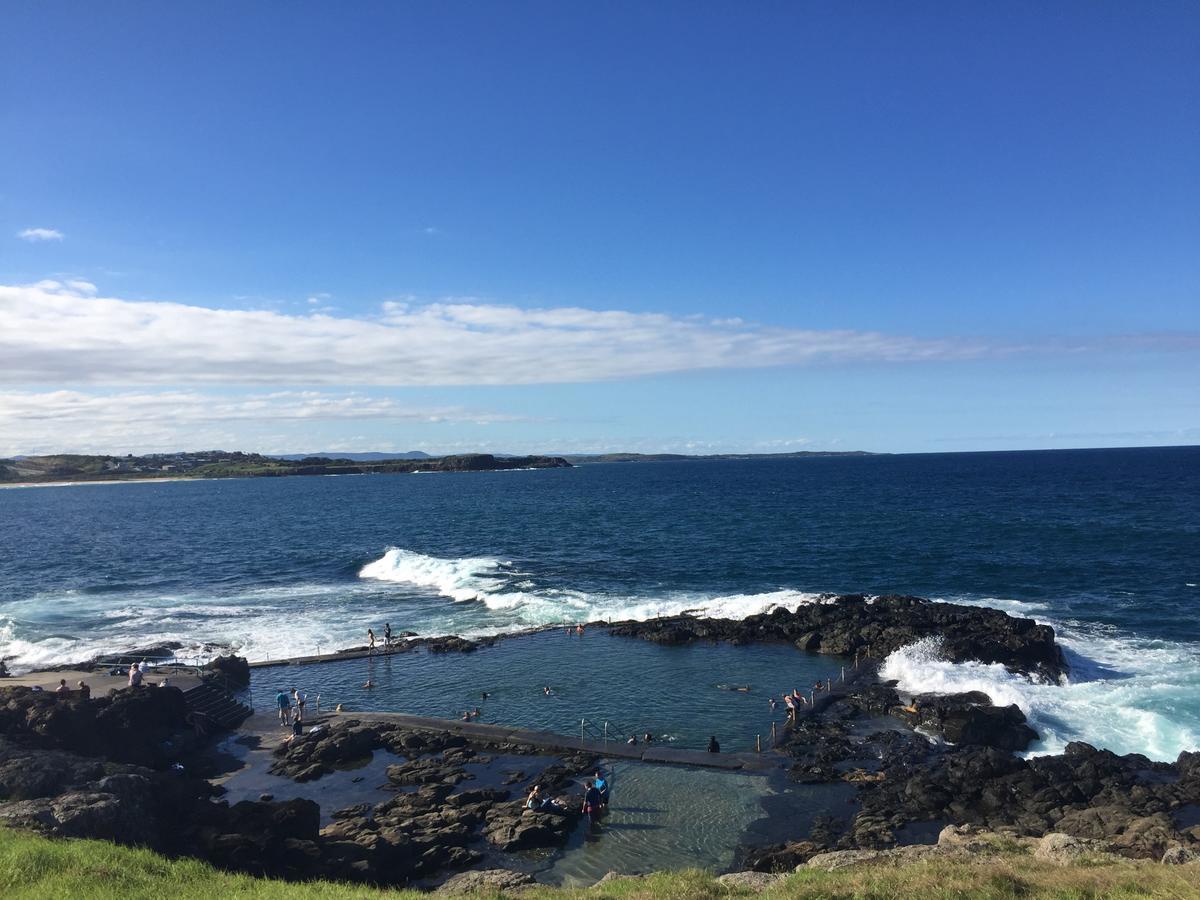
top-left (275, 686), bottom-right (310, 727)
top-left (366, 623), bottom-right (397, 654)
top-left (53, 678), bottom-right (90, 698)
top-left (623, 731), bottom-right (658, 746)
top-left (775, 680), bottom-right (829, 720)
top-left (525, 769), bottom-right (610, 824)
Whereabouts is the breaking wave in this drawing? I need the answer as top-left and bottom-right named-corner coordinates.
top-left (881, 628), bottom-right (1200, 761)
top-left (357, 547), bottom-right (827, 622)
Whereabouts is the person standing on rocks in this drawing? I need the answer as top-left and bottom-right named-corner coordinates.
top-left (276, 689), bottom-right (292, 725)
top-left (291, 687), bottom-right (307, 722)
top-left (367, 628), bottom-right (376, 654)
top-left (707, 735), bottom-right (720, 753)
top-left (384, 623), bottom-right (392, 652)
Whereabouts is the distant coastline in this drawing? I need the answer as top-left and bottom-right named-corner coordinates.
top-left (0, 448), bottom-right (879, 486)
top-left (0, 452), bottom-right (571, 486)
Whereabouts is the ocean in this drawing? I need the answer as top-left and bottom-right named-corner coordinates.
top-left (2, 446), bottom-right (1197, 760)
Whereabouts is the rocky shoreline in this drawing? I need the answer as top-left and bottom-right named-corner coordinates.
top-left (3, 595), bottom-right (1198, 890)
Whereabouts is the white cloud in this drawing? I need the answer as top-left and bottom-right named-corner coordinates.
top-left (0, 389), bottom-right (525, 456)
top-left (0, 280), bottom-right (999, 387)
top-left (16, 228), bottom-right (64, 242)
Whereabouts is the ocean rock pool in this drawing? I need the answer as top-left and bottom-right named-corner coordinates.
top-left (248, 631), bottom-right (846, 751)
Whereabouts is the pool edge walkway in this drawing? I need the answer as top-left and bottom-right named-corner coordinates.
top-left (269, 710), bottom-right (786, 772)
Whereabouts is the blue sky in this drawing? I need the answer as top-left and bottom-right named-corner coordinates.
top-left (0, 2), bottom-right (1197, 455)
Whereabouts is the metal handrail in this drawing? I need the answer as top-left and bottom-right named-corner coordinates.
top-left (580, 717), bottom-right (636, 745)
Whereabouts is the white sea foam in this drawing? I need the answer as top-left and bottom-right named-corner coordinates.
top-left (881, 626), bottom-right (1200, 761)
top-left (359, 548), bottom-right (512, 602)
top-left (357, 548), bottom-right (825, 623)
top-left (7, 544), bottom-right (1200, 764)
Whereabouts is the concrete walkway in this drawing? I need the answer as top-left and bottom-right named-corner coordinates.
top-left (2, 667), bottom-right (203, 697)
top-left (252, 708), bottom-right (786, 772)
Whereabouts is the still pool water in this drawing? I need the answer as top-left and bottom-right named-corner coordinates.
top-left (249, 631), bottom-right (843, 751)
top-left (213, 730), bottom-right (857, 883)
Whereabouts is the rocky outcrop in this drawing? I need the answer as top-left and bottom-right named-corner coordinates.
top-left (269, 718), bottom-right (592, 881)
top-left (0, 685), bottom-right (193, 768)
top-left (845, 740), bottom-right (1200, 859)
top-left (608, 594), bottom-right (1067, 679)
top-left (436, 869), bottom-right (536, 893)
top-left (204, 655), bottom-right (250, 687)
top-left (334, 635), bottom-right (494, 656)
top-left (890, 691), bottom-right (1039, 751)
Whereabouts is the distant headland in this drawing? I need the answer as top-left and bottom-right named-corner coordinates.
top-left (0, 448), bottom-right (879, 486)
top-left (0, 451), bottom-right (571, 485)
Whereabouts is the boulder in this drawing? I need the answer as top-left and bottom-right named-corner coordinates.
top-left (892, 692), bottom-right (1038, 751)
top-left (437, 869), bottom-right (537, 893)
top-left (717, 871), bottom-right (784, 889)
top-left (1033, 832), bottom-right (1115, 864)
top-left (1161, 846), bottom-right (1200, 865)
top-left (204, 655), bottom-right (250, 687)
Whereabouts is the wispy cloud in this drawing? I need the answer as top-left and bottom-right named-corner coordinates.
top-left (1, 280), bottom-right (1193, 389)
top-left (16, 228), bottom-right (64, 242)
top-left (0, 389), bottom-right (525, 457)
top-left (0, 280), bottom-right (998, 387)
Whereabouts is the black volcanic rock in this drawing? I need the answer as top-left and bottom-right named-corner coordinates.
top-left (0, 685), bottom-right (191, 768)
top-left (204, 654), bottom-right (250, 687)
top-left (891, 692), bottom-right (1039, 751)
top-left (607, 594), bottom-right (1067, 679)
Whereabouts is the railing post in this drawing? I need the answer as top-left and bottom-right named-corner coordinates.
top-left (771, 721), bottom-right (777, 742)
top-left (604, 721), bottom-right (609, 742)
top-left (841, 666), bottom-right (846, 683)
top-left (581, 718), bottom-right (585, 740)
top-left (756, 734), bottom-right (761, 753)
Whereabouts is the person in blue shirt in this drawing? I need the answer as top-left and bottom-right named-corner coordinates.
top-left (275, 690), bottom-right (292, 725)
top-left (592, 770), bottom-right (609, 808)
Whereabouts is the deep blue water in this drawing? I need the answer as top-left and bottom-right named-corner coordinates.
top-left (2, 447), bottom-right (1198, 757)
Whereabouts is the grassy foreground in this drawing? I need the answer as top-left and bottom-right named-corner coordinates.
top-left (2, 827), bottom-right (1198, 900)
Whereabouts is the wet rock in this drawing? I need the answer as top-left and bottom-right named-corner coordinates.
top-left (608, 594), bottom-right (1067, 680)
top-left (386, 757), bottom-right (471, 786)
top-left (891, 692), bottom-right (1038, 751)
top-left (483, 806), bottom-right (577, 851)
top-left (331, 802), bottom-right (372, 820)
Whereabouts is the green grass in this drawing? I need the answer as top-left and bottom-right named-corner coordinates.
top-left (2, 828), bottom-right (1198, 899)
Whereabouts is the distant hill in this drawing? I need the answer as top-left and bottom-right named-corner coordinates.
top-left (271, 451), bottom-right (431, 461)
top-left (0, 451), bottom-right (568, 484)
